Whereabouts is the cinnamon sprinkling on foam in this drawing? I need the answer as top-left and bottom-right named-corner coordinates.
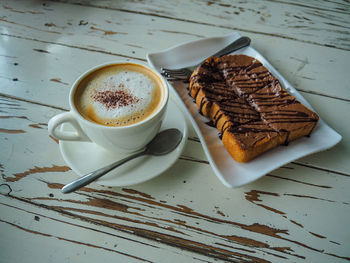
top-left (92, 87), bottom-right (140, 110)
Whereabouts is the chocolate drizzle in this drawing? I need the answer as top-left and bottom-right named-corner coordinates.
top-left (188, 54), bottom-right (319, 154)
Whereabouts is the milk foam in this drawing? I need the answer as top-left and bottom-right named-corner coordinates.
top-left (77, 65), bottom-right (161, 126)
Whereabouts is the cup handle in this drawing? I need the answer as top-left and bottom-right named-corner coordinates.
top-left (48, 111), bottom-right (91, 142)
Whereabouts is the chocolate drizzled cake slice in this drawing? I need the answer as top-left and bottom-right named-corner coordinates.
top-left (189, 54), bottom-right (319, 162)
top-left (189, 57), bottom-right (282, 162)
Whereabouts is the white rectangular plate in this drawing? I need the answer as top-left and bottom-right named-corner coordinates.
top-left (147, 32), bottom-right (342, 188)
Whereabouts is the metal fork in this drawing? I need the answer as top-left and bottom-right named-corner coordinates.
top-left (160, 36), bottom-right (251, 80)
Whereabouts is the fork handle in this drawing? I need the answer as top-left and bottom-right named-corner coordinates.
top-left (212, 36), bottom-right (251, 58)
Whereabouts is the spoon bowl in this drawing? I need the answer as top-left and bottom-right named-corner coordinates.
top-left (146, 129), bottom-right (183, 156)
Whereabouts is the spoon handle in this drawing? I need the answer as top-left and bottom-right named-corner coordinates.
top-left (61, 150), bottom-right (146, 193)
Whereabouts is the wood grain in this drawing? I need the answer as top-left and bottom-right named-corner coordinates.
top-left (0, 1), bottom-right (349, 102)
top-left (0, 96), bottom-right (349, 262)
top-left (52, 0), bottom-right (350, 50)
top-left (0, 196), bottom-right (215, 263)
top-left (1, 0), bottom-right (349, 262)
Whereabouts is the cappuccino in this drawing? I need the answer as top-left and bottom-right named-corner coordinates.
top-left (74, 63), bottom-right (164, 127)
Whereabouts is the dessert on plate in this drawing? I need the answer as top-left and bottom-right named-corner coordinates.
top-left (189, 54), bottom-right (319, 162)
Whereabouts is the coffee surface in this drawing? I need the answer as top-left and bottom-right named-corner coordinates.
top-left (75, 63), bottom-right (163, 126)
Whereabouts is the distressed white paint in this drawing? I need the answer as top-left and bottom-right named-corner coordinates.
top-left (0, 0), bottom-right (349, 262)
top-left (0, 1), bottom-right (349, 101)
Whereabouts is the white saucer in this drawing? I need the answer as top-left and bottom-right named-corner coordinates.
top-left (59, 98), bottom-right (188, 187)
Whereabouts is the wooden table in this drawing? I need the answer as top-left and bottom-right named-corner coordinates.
top-left (1, 1), bottom-right (349, 262)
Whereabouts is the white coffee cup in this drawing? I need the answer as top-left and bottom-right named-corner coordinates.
top-left (48, 61), bottom-right (169, 153)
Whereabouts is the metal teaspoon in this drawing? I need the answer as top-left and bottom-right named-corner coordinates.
top-left (61, 128), bottom-right (183, 194)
